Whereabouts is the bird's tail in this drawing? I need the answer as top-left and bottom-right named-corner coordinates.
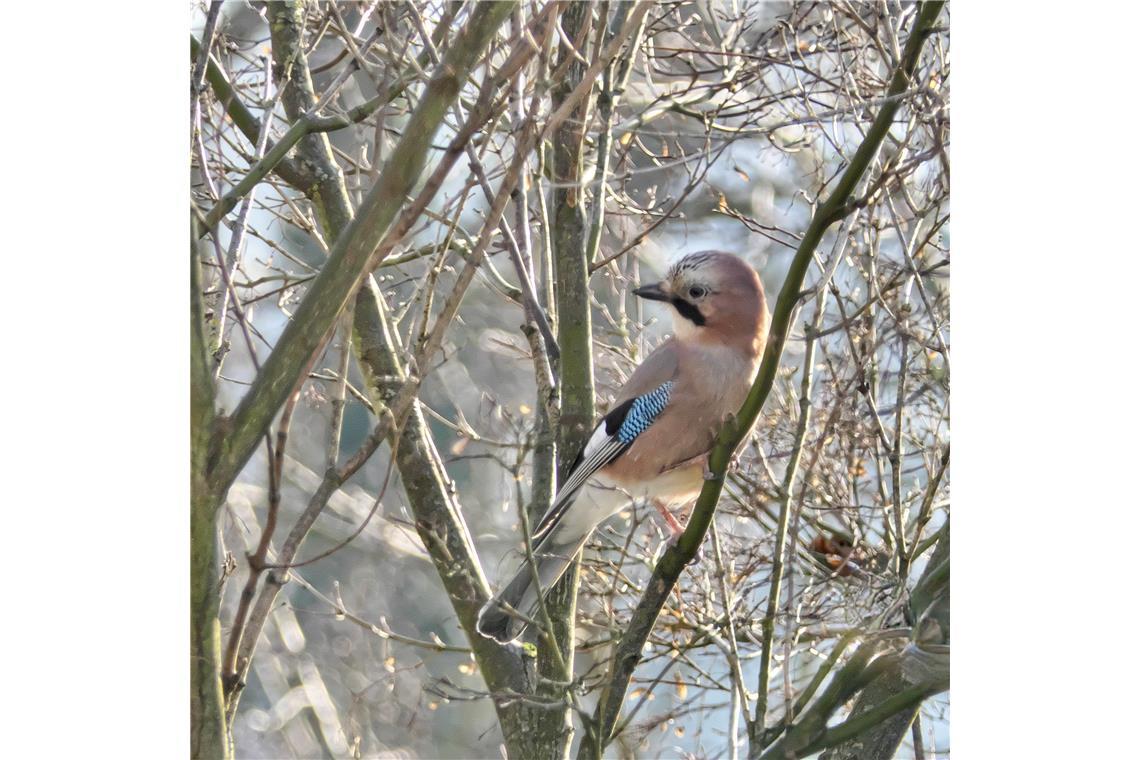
top-left (475, 532), bottom-right (588, 644)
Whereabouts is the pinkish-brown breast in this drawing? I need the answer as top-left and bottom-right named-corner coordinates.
top-left (603, 340), bottom-right (760, 487)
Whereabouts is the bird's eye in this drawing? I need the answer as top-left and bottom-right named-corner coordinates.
top-left (688, 286), bottom-right (707, 299)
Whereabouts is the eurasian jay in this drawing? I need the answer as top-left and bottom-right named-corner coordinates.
top-left (476, 251), bottom-right (769, 643)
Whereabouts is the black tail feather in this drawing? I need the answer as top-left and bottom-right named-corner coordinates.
top-left (476, 559), bottom-right (536, 643)
top-left (476, 535), bottom-right (588, 643)
top-left (475, 600), bottom-right (517, 644)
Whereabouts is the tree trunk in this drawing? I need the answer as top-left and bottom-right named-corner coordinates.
top-left (190, 233), bottom-right (229, 759)
top-left (512, 3), bottom-right (599, 758)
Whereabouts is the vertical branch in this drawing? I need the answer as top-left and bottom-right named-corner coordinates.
top-left (891, 332), bottom-right (911, 578)
top-left (710, 520), bottom-right (748, 760)
top-left (514, 7), bottom-right (560, 535)
top-left (535, 137), bottom-right (556, 316)
top-left (190, 212), bottom-right (227, 760)
top-left (190, 214), bottom-right (217, 470)
top-left (552, 0), bottom-right (599, 466)
top-left (221, 354), bottom-right (314, 716)
top-left (506, 4), bottom-right (623, 757)
top-left (911, 717), bottom-right (927, 760)
top-left (585, 0), bottom-right (646, 266)
top-left (546, 0), bottom-right (595, 707)
top-left (752, 310), bottom-right (818, 739)
top-left (759, 232), bottom-right (852, 748)
top-left (190, 1), bottom-right (224, 207)
top-left (191, 2), bottom-right (223, 95)
top-left (908, 444), bottom-right (949, 559)
top-left (211, 58), bottom-right (279, 374)
top-left (325, 311), bottom-right (353, 472)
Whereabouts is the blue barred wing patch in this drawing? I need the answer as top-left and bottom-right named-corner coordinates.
top-left (531, 380), bottom-right (675, 544)
top-left (616, 382), bottom-right (674, 444)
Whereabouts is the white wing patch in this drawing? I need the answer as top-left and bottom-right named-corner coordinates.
top-left (530, 383), bottom-right (675, 544)
top-left (530, 422), bottom-right (625, 544)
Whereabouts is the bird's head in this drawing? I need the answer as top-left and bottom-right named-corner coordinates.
top-left (634, 251), bottom-right (768, 353)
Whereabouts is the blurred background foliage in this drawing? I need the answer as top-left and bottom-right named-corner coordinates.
top-left (191, 1), bottom-right (949, 757)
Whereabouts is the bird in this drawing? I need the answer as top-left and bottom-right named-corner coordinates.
top-left (475, 251), bottom-right (769, 643)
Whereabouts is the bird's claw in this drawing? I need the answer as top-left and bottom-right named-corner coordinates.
top-left (665, 531), bottom-right (705, 563)
top-left (701, 446), bottom-right (739, 481)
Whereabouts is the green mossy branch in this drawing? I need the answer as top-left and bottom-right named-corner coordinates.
top-left (190, 213), bottom-right (229, 760)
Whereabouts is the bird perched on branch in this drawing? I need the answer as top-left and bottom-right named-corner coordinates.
top-left (476, 251), bottom-right (769, 643)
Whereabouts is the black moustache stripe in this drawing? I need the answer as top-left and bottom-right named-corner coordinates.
top-left (672, 298), bottom-right (706, 326)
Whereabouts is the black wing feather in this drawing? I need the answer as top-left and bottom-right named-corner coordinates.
top-left (529, 391), bottom-right (665, 544)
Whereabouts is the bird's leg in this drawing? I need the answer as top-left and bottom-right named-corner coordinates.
top-left (654, 499), bottom-right (705, 563)
top-left (652, 499), bottom-right (686, 539)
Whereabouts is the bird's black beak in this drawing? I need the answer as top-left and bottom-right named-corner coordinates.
top-left (633, 282), bottom-right (671, 302)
